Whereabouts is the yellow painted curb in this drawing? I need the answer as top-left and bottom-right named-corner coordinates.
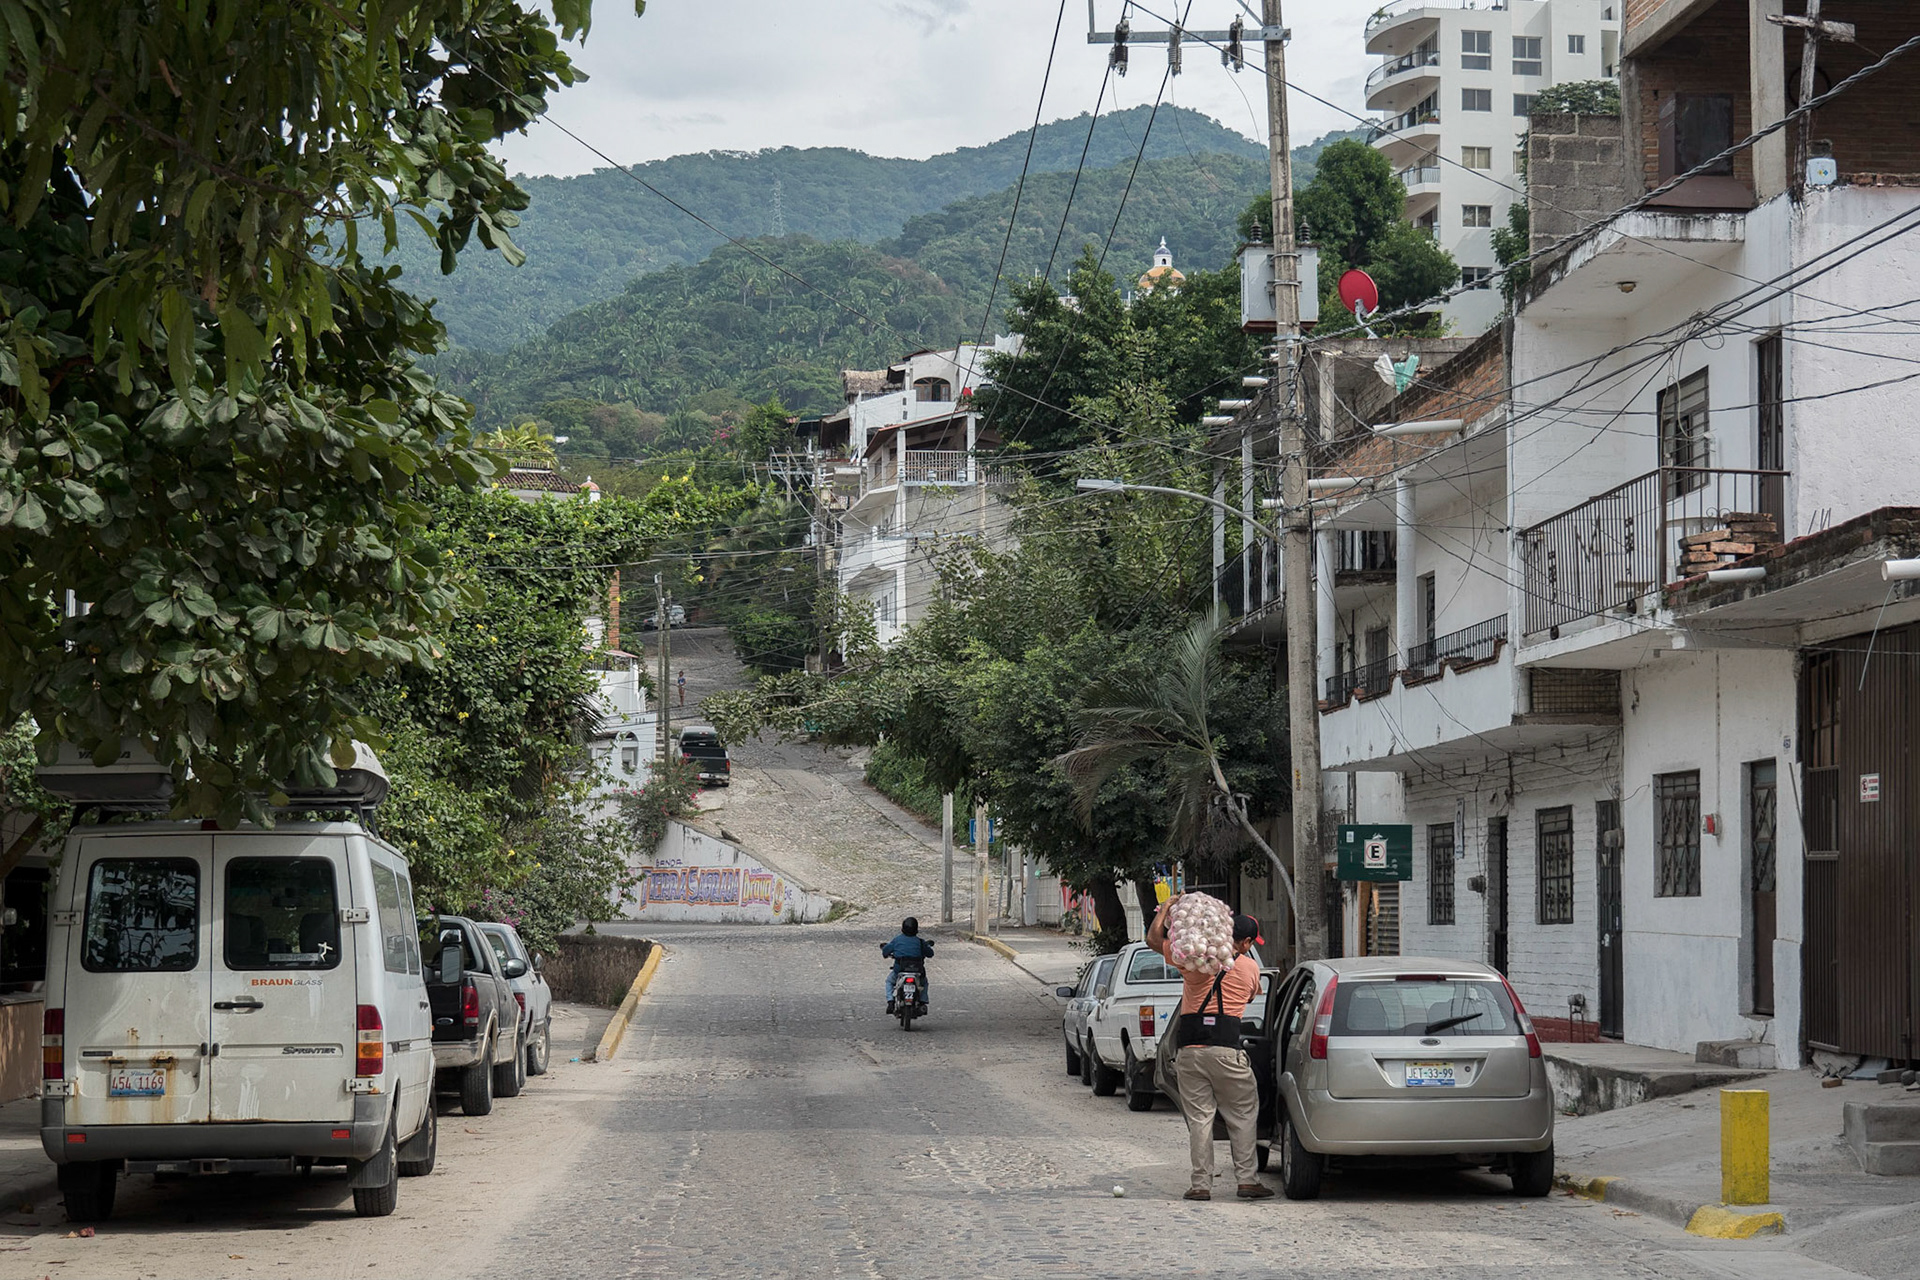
top-left (1556, 1174), bottom-right (1617, 1201)
top-left (591, 942), bottom-right (664, 1064)
top-left (1686, 1205), bottom-right (1786, 1239)
top-left (962, 931), bottom-right (1018, 962)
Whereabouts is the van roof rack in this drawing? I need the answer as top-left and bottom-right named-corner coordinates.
top-left (36, 740), bottom-right (390, 816)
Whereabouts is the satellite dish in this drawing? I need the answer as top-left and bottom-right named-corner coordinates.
top-left (1338, 269), bottom-right (1380, 318)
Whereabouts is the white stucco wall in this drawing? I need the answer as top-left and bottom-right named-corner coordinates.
top-left (1618, 648), bottom-right (1802, 1065)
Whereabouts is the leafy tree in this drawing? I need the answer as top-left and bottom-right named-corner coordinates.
top-left (0, 0), bottom-right (641, 822)
top-left (1059, 610), bottom-right (1296, 927)
top-left (1294, 140), bottom-right (1407, 272)
top-left (731, 397), bottom-right (795, 459)
top-left (1530, 79), bottom-right (1623, 117)
top-left (1366, 221), bottom-right (1467, 316)
top-left (1492, 201), bottom-right (1533, 305)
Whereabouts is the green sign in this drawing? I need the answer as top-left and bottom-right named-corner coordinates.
top-left (1336, 824), bottom-right (1413, 882)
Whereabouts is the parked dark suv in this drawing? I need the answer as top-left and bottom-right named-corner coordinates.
top-left (676, 725), bottom-right (731, 787)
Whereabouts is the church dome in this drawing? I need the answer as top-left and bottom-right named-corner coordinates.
top-left (1138, 236), bottom-right (1185, 292)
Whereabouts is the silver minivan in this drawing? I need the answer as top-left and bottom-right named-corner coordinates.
top-left (36, 748), bottom-right (437, 1221)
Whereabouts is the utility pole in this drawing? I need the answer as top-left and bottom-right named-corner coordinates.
top-left (1768, 1), bottom-right (1856, 171)
top-left (1263, 0), bottom-right (1326, 964)
top-left (1084, 2), bottom-right (1322, 960)
top-left (655, 573), bottom-right (673, 761)
top-left (941, 792), bottom-right (955, 924)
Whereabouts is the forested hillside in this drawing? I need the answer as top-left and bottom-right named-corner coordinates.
top-left (394, 106), bottom-right (1262, 350)
top-left (396, 106), bottom-right (1362, 351)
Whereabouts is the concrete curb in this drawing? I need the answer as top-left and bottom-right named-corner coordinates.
top-left (960, 930), bottom-right (1018, 962)
top-left (1557, 1171), bottom-right (1786, 1238)
top-left (590, 941), bottom-right (664, 1064)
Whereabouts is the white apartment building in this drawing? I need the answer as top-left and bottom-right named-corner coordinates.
top-left (1365, 0), bottom-right (1621, 335)
top-left (804, 340), bottom-right (1020, 649)
top-left (1278, 0), bottom-right (1920, 1070)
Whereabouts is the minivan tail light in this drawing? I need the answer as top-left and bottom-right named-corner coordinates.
top-left (1498, 975), bottom-right (1542, 1058)
top-left (1138, 1004), bottom-right (1155, 1038)
top-left (514, 992), bottom-right (527, 1014)
top-left (355, 1005), bottom-right (384, 1076)
top-left (42, 1008), bottom-right (63, 1081)
top-left (460, 980), bottom-right (480, 1026)
top-left (1308, 975), bottom-right (1339, 1060)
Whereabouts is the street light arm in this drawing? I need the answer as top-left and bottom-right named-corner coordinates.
top-left (1075, 479), bottom-right (1285, 544)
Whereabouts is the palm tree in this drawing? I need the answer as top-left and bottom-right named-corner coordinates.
top-left (1056, 608), bottom-right (1297, 930)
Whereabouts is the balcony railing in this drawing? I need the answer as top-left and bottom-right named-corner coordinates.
top-left (866, 450), bottom-right (1012, 493)
top-left (1518, 467), bottom-right (1788, 636)
top-left (1368, 0), bottom-right (1513, 30)
top-left (1407, 614), bottom-right (1508, 672)
top-left (1397, 164), bottom-right (1442, 189)
top-left (1366, 48), bottom-right (1441, 95)
top-left (1374, 106), bottom-right (1441, 137)
top-left (1323, 657), bottom-right (1395, 705)
top-left (1336, 529), bottom-right (1397, 575)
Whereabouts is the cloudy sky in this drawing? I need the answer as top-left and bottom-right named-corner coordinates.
top-left (497, 1), bottom-right (1379, 176)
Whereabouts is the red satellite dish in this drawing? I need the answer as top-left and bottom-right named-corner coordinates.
top-left (1338, 269), bottom-right (1380, 317)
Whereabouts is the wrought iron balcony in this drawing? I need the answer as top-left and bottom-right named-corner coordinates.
top-left (1518, 467), bottom-right (1788, 636)
top-left (1323, 657), bottom-right (1396, 706)
top-left (1406, 614), bottom-right (1508, 673)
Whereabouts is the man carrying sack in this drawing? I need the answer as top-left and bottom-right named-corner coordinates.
top-left (1146, 894), bottom-right (1273, 1202)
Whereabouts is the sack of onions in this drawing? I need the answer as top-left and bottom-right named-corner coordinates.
top-left (1164, 892), bottom-right (1236, 975)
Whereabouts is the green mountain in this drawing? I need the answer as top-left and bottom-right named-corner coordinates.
top-left (436, 126), bottom-right (1370, 450)
top-left (396, 105), bottom-right (1266, 351)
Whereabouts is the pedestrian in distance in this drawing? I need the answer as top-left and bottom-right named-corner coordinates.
top-left (881, 917), bottom-right (933, 1014)
top-left (677, 670), bottom-right (686, 706)
top-left (1147, 894), bottom-right (1273, 1202)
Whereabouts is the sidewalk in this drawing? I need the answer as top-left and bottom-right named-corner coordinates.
top-left (954, 925), bottom-right (1091, 989)
top-left (0, 1094), bottom-right (57, 1222)
top-left (1555, 1068), bottom-right (1920, 1276)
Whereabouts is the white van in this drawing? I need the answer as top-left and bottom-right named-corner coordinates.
top-left (35, 746), bottom-right (437, 1221)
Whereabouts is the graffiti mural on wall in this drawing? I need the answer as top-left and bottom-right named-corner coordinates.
top-left (642, 866), bottom-right (743, 907)
top-left (742, 871), bottom-right (780, 908)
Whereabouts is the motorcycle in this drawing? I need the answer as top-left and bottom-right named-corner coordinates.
top-left (895, 971), bottom-right (927, 1030)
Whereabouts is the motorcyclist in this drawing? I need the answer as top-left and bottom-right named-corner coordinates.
top-left (882, 917), bottom-right (934, 1014)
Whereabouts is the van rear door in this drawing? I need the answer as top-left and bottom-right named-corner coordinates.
top-left (61, 835), bottom-right (213, 1126)
top-left (208, 834), bottom-right (357, 1123)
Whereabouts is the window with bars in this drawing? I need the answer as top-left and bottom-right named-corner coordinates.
top-left (1659, 369), bottom-right (1710, 497)
top-left (1537, 807), bottom-right (1574, 924)
top-left (1428, 823), bottom-right (1456, 925)
top-left (1655, 771), bottom-right (1703, 897)
top-left (1513, 36), bottom-right (1542, 75)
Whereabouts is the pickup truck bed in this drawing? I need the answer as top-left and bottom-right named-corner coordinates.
top-left (421, 916), bottom-right (522, 1116)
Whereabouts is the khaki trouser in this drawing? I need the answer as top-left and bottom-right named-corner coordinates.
top-left (1176, 1044), bottom-right (1260, 1190)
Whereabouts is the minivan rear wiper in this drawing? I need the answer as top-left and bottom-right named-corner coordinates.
top-left (1423, 1011), bottom-right (1485, 1035)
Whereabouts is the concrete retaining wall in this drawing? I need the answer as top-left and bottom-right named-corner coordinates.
top-left (624, 821), bottom-right (835, 924)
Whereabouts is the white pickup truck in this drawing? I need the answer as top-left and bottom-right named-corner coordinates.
top-left (1086, 940), bottom-right (1272, 1113)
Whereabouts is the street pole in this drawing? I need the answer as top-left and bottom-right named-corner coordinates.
top-left (941, 792), bottom-right (954, 924)
top-left (655, 574), bottom-right (673, 762)
top-left (1264, 0), bottom-right (1326, 963)
top-left (972, 798), bottom-right (989, 936)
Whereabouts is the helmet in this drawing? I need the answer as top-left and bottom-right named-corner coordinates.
top-left (902, 917), bottom-right (920, 936)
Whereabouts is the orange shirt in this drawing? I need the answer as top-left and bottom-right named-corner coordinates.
top-left (1151, 928), bottom-right (1261, 1017)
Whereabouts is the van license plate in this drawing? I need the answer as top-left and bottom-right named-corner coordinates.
top-left (1406, 1061), bottom-right (1457, 1088)
top-left (108, 1070), bottom-right (165, 1098)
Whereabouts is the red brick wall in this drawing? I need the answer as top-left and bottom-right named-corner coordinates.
top-left (1625, 1), bottom-right (1920, 190)
top-left (1380, 325), bottom-right (1507, 428)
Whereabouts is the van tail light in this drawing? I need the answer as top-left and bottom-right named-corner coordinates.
top-left (514, 992), bottom-right (527, 1014)
top-left (356, 1005), bottom-right (385, 1076)
top-left (1308, 976), bottom-right (1339, 1060)
top-left (1499, 975), bottom-right (1542, 1058)
top-left (1138, 1005), bottom-right (1156, 1038)
top-left (42, 1008), bottom-right (63, 1081)
top-left (460, 979), bottom-right (480, 1027)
